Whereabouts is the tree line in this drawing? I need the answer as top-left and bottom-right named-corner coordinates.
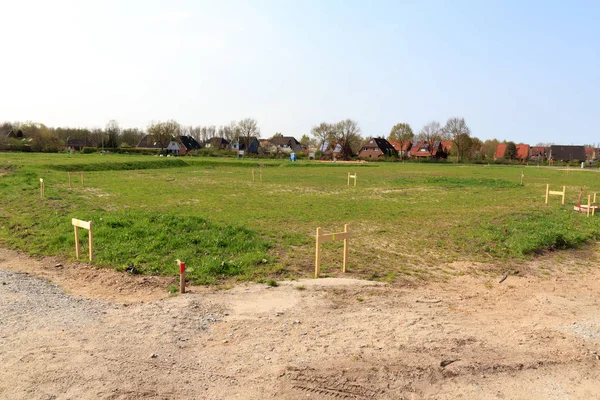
top-left (1, 116), bottom-right (548, 162)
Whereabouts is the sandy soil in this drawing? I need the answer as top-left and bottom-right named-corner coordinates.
top-left (1, 247), bottom-right (600, 399)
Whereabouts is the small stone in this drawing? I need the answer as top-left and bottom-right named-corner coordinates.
top-left (54, 263), bottom-right (63, 268)
top-left (223, 340), bottom-right (229, 344)
top-left (150, 353), bottom-right (158, 359)
top-left (294, 320), bottom-right (301, 324)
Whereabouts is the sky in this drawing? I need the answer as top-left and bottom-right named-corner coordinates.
top-left (1, 0), bottom-right (598, 144)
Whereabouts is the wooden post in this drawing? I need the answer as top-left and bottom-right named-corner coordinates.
top-left (68, 172), bottom-right (72, 188)
top-left (561, 186), bottom-right (566, 205)
top-left (315, 227), bottom-right (322, 278)
top-left (520, 170), bottom-right (524, 186)
top-left (587, 195), bottom-right (591, 217)
top-left (347, 173), bottom-right (350, 186)
top-left (81, 172), bottom-right (84, 187)
top-left (40, 178), bottom-right (44, 199)
top-left (342, 224), bottom-right (349, 273)
top-left (594, 193), bottom-right (597, 216)
top-left (354, 174), bottom-right (357, 187)
top-left (177, 260), bottom-right (186, 294)
top-left (545, 184), bottom-right (550, 204)
top-left (74, 225), bottom-right (80, 259)
top-left (88, 220), bottom-right (93, 261)
top-left (72, 219), bottom-right (93, 261)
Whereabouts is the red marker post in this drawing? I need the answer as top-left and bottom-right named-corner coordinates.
top-left (179, 261), bottom-right (186, 294)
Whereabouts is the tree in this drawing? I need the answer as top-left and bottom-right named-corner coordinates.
top-left (105, 120), bottom-right (121, 148)
top-left (481, 139), bottom-right (499, 160)
top-left (310, 122), bottom-right (335, 153)
top-left (416, 121), bottom-right (442, 158)
top-left (504, 141), bottom-right (517, 159)
top-left (388, 123), bottom-right (414, 143)
top-left (147, 120), bottom-right (181, 153)
top-left (334, 119), bottom-right (362, 159)
top-left (121, 128), bottom-right (144, 147)
top-left (300, 134), bottom-right (310, 147)
top-left (271, 132), bottom-right (283, 139)
top-left (237, 118), bottom-right (260, 151)
top-left (443, 117), bottom-right (471, 162)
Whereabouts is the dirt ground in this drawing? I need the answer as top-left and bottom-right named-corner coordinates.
top-left (1, 247), bottom-right (600, 400)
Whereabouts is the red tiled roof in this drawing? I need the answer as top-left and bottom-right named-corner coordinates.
top-left (388, 140), bottom-right (412, 152)
top-left (495, 143), bottom-right (530, 159)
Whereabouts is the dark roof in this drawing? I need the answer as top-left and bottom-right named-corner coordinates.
top-left (137, 135), bottom-right (164, 149)
top-left (365, 138), bottom-right (397, 155)
top-left (6, 129), bottom-right (24, 139)
top-left (550, 145), bottom-right (586, 161)
top-left (179, 136), bottom-right (201, 151)
top-left (66, 138), bottom-right (91, 147)
top-left (206, 137), bottom-right (230, 146)
top-left (270, 136), bottom-right (300, 147)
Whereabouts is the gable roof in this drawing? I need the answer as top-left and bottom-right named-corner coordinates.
top-left (270, 136), bottom-right (300, 147)
top-left (363, 138), bottom-right (397, 155)
top-left (495, 143), bottom-right (530, 159)
top-left (550, 145), bottom-right (586, 161)
top-left (530, 146), bottom-right (548, 157)
top-left (388, 140), bottom-right (412, 152)
top-left (137, 134), bottom-right (164, 149)
top-left (179, 136), bottom-right (201, 151)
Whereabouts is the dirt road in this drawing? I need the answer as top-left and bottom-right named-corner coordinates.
top-left (1, 247), bottom-right (599, 399)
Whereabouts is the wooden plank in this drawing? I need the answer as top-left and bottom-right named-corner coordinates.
top-left (88, 220), bottom-right (93, 261)
top-left (318, 232), bottom-right (350, 243)
top-left (72, 218), bottom-right (91, 230)
top-left (545, 184), bottom-right (549, 204)
top-left (342, 224), bottom-right (349, 273)
top-left (74, 226), bottom-right (80, 259)
top-left (315, 227), bottom-right (322, 278)
top-left (548, 191), bottom-right (564, 195)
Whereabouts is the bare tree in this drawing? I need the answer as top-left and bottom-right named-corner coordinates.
top-left (310, 122), bottom-right (336, 153)
top-left (237, 118), bottom-right (260, 152)
top-left (417, 121), bottom-right (442, 158)
top-left (105, 120), bottom-right (121, 148)
top-left (147, 120), bottom-right (181, 153)
top-left (335, 119), bottom-right (362, 159)
top-left (121, 128), bottom-right (144, 147)
top-left (443, 117), bottom-right (471, 162)
top-left (388, 123), bottom-right (414, 143)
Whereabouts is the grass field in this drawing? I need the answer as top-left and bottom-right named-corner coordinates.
top-left (1, 153), bottom-right (600, 284)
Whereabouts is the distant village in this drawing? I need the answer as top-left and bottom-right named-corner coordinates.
top-left (2, 122), bottom-right (595, 163)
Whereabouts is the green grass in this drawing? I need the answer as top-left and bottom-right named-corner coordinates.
top-left (1, 152), bottom-right (600, 283)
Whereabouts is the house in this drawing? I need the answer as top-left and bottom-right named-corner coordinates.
top-left (5, 129), bottom-right (24, 139)
top-left (205, 137), bottom-right (230, 149)
top-left (441, 141), bottom-right (453, 154)
top-left (178, 136), bottom-right (202, 154)
top-left (550, 145), bottom-right (586, 162)
top-left (495, 143), bottom-right (530, 160)
top-left (137, 134), bottom-right (181, 154)
top-left (232, 137), bottom-right (260, 154)
top-left (584, 147), bottom-right (597, 161)
top-left (66, 138), bottom-right (92, 151)
top-left (529, 146), bottom-right (548, 160)
top-left (409, 141), bottom-right (447, 159)
top-left (388, 140), bottom-right (412, 158)
top-left (269, 136), bottom-right (302, 153)
top-left (358, 138), bottom-right (397, 158)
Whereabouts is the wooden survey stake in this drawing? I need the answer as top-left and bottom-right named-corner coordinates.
top-left (176, 259), bottom-right (186, 294)
top-left (545, 184), bottom-right (565, 205)
top-left (252, 169), bottom-right (262, 182)
top-left (40, 178), bottom-right (44, 199)
top-left (315, 224), bottom-right (350, 278)
top-left (72, 218), bottom-right (93, 261)
top-left (347, 173), bottom-right (357, 187)
top-left (68, 172), bottom-right (84, 188)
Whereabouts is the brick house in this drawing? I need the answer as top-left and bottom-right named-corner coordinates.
top-left (358, 138), bottom-right (397, 158)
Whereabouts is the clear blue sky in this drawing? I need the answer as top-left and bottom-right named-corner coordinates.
top-left (1, 0), bottom-right (598, 144)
